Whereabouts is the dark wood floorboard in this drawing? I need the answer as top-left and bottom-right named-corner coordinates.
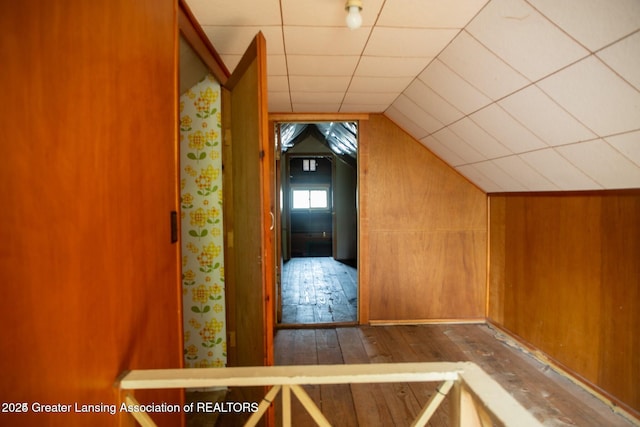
top-left (281, 257), bottom-right (357, 324)
top-left (272, 324), bottom-right (637, 427)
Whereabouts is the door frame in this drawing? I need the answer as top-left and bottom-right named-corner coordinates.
top-left (270, 114), bottom-right (367, 326)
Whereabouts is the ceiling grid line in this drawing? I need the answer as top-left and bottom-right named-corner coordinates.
top-left (277, 0), bottom-right (293, 111)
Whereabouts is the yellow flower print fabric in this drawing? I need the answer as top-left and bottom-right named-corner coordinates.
top-left (180, 74), bottom-right (226, 368)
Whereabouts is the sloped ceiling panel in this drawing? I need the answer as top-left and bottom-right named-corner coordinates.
top-left (186, 0), bottom-right (640, 192)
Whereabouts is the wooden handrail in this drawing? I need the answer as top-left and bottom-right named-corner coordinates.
top-left (120, 362), bottom-right (462, 389)
top-left (117, 362), bottom-right (542, 427)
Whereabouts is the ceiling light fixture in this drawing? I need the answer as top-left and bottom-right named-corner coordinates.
top-left (345, 0), bottom-right (362, 30)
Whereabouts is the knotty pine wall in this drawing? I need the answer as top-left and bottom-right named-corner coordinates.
top-left (0, 1), bottom-right (183, 425)
top-left (488, 192), bottom-right (640, 417)
top-left (359, 115), bottom-right (487, 323)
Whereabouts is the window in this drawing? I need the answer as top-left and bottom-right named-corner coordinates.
top-left (292, 187), bottom-right (329, 210)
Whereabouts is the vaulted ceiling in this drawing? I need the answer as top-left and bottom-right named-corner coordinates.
top-left (186, 0), bottom-right (640, 192)
top-left (280, 122), bottom-right (358, 159)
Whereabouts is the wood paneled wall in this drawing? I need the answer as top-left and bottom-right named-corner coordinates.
top-left (0, 1), bottom-right (183, 425)
top-left (488, 192), bottom-right (640, 417)
top-left (359, 115), bottom-right (487, 323)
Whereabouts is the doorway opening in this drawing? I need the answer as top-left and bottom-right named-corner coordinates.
top-left (275, 122), bottom-right (358, 326)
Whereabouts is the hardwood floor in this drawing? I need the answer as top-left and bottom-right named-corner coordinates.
top-left (280, 257), bottom-right (357, 325)
top-left (272, 324), bottom-right (637, 427)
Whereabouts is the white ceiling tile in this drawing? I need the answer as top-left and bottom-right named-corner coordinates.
top-left (220, 54), bottom-right (241, 74)
top-left (287, 55), bottom-right (359, 77)
top-left (470, 104), bottom-right (547, 153)
top-left (528, 0), bottom-right (640, 52)
top-left (520, 148), bottom-right (602, 190)
top-left (282, 0), bottom-right (386, 27)
top-left (418, 59), bottom-right (491, 114)
top-left (356, 0), bottom-right (388, 27)
top-left (604, 130), bottom-right (640, 166)
top-left (537, 56), bottom-right (640, 137)
top-left (284, 27), bottom-right (369, 55)
top-left (268, 92), bottom-right (292, 112)
top-left (281, 0), bottom-right (340, 26)
top-left (492, 155), bottom-right (559, 191)
top-left (203, 26), bottom-right (284, 54)
top-left (340, 104), bottom-right (388, 113)
top-left (391, 94), bottom-right (444, 135)
top-left (191, 0), bottom-right (640, 192)
top-left (343, 92), bottom-right (399, 105)
top-left (499, 85), bottom-right (597, 146)
top-left (439, 31), bottom-right (530, 100)
top-left (356, 57), bottom-right (434, 77)
top-left (385, 106), bottom-right (429, 140)
top-left (377, 0), bottom-right (489, 28)
top-left (556, 140), bottom-right (640, 189)
top-left (597, 32), bottom-right (640, 91)
top-left (290, 91), bottom-right (344, 104)
top-left (403, 79), bottom-right (464, 125)
top-left (455, 164), bottom-right (505, 192)
top-left (267, 55), bottom-right (288, 76)
top-left (364, 28), bottom-right (459, 57)
top-left (471, 160), bottom-right (529, 192)
top-left (466, 0), bottom-right (589, 81)
top-left (188, 0), bottom-right (281, 25)
top-left (268, 75), bottom-right (289, 92)
top-left (289, 76), bottom-right (351, 93)
top-left (420, 135), bottom-right (467, 167)
top-left (292, 102), bottom-right (342, 112)
top-left (349, 76), bottom-right (413, 93)
top-left (448, 118), bottom-right (512, 159)
top-left (431, 128), bottom-right (487, 163)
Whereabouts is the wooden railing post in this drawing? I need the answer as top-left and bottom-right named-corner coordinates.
top-left (282, 385), bottom-right (291, 427)
top-left (459, 385), bottom-right (483, 427)
top-left (450, 380), bottom-right (461, 427)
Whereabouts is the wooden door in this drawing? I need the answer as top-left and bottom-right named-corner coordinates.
top-left (0, 1), bottom-right (183, 426)
top-left (223, 32), bottom-right (274, 370)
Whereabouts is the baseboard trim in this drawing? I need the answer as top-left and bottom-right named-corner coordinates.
top-left (368, 318), bottom-right (486, 326)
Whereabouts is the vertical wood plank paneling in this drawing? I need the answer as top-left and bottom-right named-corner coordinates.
top-left (487, 197), bottom-right (506, 324)
top-left (520, 197), bottom-right (601, 377)
top-left (359, 115), bottom-right (487, 322)
top-left (488, 192), bottom-right (640, 417)
top-left (0, 1), bottom-right (182, 425)
top-left (598, 194), bottom-right (640, 413)
top-left (357, 125), bottom-right (371, 324)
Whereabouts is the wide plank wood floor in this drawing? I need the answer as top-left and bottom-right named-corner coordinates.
top-left (272, 324), bottom-right (636, 427)
top-left (281, 257), bottom-right (357, 325)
